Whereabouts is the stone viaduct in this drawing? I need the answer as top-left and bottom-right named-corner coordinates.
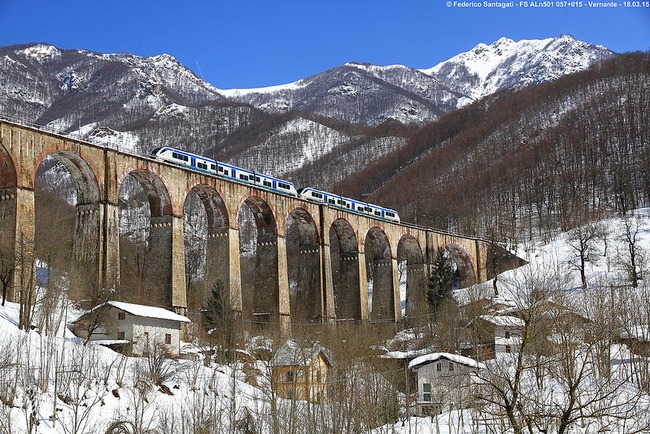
top-left (0, 119), bottom-right (524, 330)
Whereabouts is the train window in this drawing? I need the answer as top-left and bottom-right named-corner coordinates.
top-left (218, 167), bottom-right (224, 172)
top-left (264, 181), bottom-right (272, 187)
top-left (312, 192), bottom-right (323, 199)
top-left (239, 174), bottom-right (249, 181)
top-left (328, 199), bottom-right (336, 204)
top-left (172, 152), bottom-right (188, 162)
top-left (197, 162), bottom-right (207, 170)
top-left (278, 182), bottom-right (291, 190)
top-left (375, 211), bottom-right (381, 216)
top-left (386, 212), bottom-right (395, 217)
top-left (255, 176), bottom-right (261, 182)
top-left (211, 164), bottom-right (216, 170)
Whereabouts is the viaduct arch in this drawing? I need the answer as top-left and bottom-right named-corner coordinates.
top-left (0, 120), bottom-right (526, 329)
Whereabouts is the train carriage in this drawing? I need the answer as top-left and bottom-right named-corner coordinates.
top-left (152, 147), bottom-right (398, 223)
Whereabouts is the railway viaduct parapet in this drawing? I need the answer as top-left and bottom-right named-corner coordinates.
top-left (0, 120), bottom-right (525, 329)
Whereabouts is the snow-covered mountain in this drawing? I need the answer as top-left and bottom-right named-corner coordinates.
top-left (224, 35), bottom-right (613, 125)
top-left (222, 62), bottom-right (459, 126)
top-left (0, 43), bottom-right (225, 128)
top-left (422, 35), bottom-right (613, 105)
top-left (0, 35), bottom-right (615, 189)
top-left (0, 35), bottom-right (614, 138)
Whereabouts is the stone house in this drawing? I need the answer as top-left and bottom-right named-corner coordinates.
top-left (71, 301), bottom-right (191, 356)
top-left (409, 352), bottom-right (484, 416)
top-left (270, 340), bottom-right (331, 403)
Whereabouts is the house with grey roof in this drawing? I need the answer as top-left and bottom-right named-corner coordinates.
top-left (270, 340), bottom-right (331, 403)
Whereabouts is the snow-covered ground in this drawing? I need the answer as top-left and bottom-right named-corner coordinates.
top-left (2, 209), bottom-right (650, 433)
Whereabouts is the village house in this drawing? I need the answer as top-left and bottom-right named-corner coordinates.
top-left (409, 352), bottom-right (484, 416)
top-left (464, 314), bottom-right (525, 360)
top-left (71, 301), bottom-right (190, 356)
top-left (270, 340), bottom-right (331, 403)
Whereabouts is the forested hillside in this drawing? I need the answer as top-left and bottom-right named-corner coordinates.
top-left (342, 53), bottom-right (650, 243)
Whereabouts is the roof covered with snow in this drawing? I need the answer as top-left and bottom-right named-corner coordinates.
top-left (478, 314), bottom-right (525, 328)
top-left (408, 352), bottom-right (484, 370)
top-left (620, 325), bottom-right (650, 342)
top-left (270, 340), bottom-right (330, 367)
top-left (84, 301), bottom-right (191, 323)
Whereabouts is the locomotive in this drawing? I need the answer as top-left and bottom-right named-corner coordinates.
top-left (151, 146), bottom-right (400, 223)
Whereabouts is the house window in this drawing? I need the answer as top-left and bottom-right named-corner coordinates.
top-left (117, 331), bottom-right (125, 340)
top-left (165, 334), bottom-right (172, 345)
top-left (449, 362), bottom-right (454, 371)
top-left (506, 345), bottom-right (512, 353)
top-left (423, 383), bottom-right (432, 402)
top-left (505, 330), bottom-right (511, 339)
top-left (118, 312), bottom-right (125, 320)
top-left (287, 371), bottom-right (294, 382)
top-left (280, 373), bottom-right (286, 382)
top-left (436, 362), bottom-right (442, 372)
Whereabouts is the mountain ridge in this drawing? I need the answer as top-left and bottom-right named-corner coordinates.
top-left (0, 35), bottom-right (621, 199)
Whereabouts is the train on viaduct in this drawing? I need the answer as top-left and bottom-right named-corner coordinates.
top-left (0, 119), bottom-right (525, 330)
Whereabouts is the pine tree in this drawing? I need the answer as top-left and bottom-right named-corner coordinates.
top-left (201, 280), bottom-right (235, 363)
top-left (427, 246), bottom-right (453, 316)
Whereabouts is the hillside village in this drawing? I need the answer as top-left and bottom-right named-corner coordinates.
top-left (0, 36), bottom-right (648, 433)
top-left (0, 210), bottom-right (648, 433)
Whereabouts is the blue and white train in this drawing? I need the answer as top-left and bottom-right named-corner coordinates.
top-left (151, 146), bottom-right (400, 223)
top-left (297, 187), bottom-right (400, 223)
top-left (151, 146), bottom-right (297, 196)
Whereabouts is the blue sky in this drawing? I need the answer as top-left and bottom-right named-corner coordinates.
top-left (0, 1), bottom-right (647, 89)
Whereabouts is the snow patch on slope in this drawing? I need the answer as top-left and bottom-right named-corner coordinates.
top-left (231, 117), bottom-right (350, 176)
top-left (19, 43), bottom-right (62, 61)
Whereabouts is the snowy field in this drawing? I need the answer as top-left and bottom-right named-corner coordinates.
top-left (1, 209), bottom-right (650, 433)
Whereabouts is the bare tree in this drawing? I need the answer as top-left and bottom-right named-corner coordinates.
top-left (0, 252), bottom-right (14, 307)
top-left (55, 345), bottom-right (107, 434)
top-left (567, 222), bottom-right (605, 288)
top-left (477, 266), bottom-right (650, 434)
top-left (618, 214), bottom-right (646, 288)
top-left (474, 269), bottom-right (558, 434)
top-left (17, 231), bottom-right (36, 331)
